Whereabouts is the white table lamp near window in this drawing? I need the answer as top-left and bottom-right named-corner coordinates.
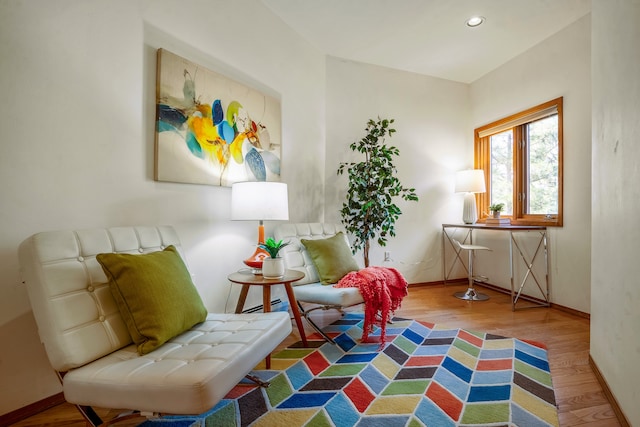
top-left (231, 181), bottom-right (289, 271)
top-left (455, 169), bottom-right (486, 224)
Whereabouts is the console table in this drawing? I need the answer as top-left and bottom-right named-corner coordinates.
top-left (442, 223), bottom-right (550, 310)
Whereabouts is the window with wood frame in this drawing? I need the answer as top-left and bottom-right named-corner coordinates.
top-left (474, 97), bottom-right (563, 226)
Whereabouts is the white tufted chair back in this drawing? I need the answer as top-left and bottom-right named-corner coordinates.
top-left (274, 223), bottom-right (348, 285)
top-left (18, 226), bottom-right (182, 372)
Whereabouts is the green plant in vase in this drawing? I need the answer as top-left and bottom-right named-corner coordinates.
top-left (489, 203), bottom-right (505, 218)
top-left (258, 238), bottom-right (290, 278)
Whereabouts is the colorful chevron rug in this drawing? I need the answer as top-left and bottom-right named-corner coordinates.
top-left (140, 313), bottom-right (559, 427)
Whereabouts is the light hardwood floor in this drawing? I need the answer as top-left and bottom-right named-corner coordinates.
top-left (10, 284), bottom-right (620, 426)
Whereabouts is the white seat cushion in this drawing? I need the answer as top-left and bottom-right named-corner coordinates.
top-left (63, 312), bottom-right (291, 415)
top-left (293, 282), bottom-right (364, 307)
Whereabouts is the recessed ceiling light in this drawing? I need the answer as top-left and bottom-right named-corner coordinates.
top-left (466, 16), bottom-right (485, 27)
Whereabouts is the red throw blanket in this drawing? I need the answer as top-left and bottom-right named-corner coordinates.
top-left (335, 266), bottom-right (408, 347)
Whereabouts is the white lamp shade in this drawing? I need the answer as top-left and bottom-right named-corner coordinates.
top-left (455, 169), bottom-right (486, 193)
top-left (231, 182), bottom-right (289, 221)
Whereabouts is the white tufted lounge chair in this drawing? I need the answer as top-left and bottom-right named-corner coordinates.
top-left (18, 225), bottom-right (291, 426)
top-left (274, 223), bottom-right (364, 343)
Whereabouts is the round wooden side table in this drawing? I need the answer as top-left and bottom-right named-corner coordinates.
top-left (228, 269), bottom-right (308, 350)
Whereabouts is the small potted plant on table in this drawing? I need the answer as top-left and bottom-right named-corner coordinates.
top-left (489, 203), bottom-right (505, 218)
top-left (258, 237), bottom-right (290, 278)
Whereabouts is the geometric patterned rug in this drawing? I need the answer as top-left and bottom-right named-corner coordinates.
top-left (140, 313), bottom-right (559, 427)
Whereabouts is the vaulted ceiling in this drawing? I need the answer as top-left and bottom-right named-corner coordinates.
top-left (261, 0), bottom-right (591, 83)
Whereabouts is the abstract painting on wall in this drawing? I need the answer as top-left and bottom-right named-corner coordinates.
top-left (154, 48), bottom-right (282, 186)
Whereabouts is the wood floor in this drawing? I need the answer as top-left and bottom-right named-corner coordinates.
top-left (10, 284), bottom-right (620, 426)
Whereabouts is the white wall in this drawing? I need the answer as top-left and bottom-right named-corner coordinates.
top-left (591, 2), bottom-right (640, 424)
top-left (0, 0), bottom-right (326, 415)
top-left (324, 57), bottom-right (471, 283)
top-left (469, 15), bottom-right (592, 313)
top-left (323, 17), bottom-right (592, 313)
top-left (0, 0), bottom-right (611, 418)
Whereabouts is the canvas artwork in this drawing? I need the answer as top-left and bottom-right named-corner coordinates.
top-left (154, 48), bottom-right (282, 186)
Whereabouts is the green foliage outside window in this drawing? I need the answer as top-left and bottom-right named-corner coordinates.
top-left (490, 131), bottom-right (514, 214)
top-left (527, 116), bottom-right (559, 214)
top-left (489, 115), bottom-right (558, 215)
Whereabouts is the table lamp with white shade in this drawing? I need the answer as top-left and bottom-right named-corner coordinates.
top-left (455, 169), bottom-right (486, 224)
top-left (231, 181), bottom-right (289, 271)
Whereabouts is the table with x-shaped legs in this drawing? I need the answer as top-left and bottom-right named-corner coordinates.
top-left (442, 223), bottom-right (550, 310)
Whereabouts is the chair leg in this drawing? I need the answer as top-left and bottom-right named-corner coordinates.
top-left (298, 301), bottom-right (337, 344)
top-left (75, 404), bottom-right (144, 427)
top-left (76, 405), bottom-right (103, 427)
top-left (305, 314), bottom-right (337, 344)
top-left (245, 373), bottom-right (271, 388)
top-left (454, 249), bottom-right (490, 301)
top-left (296, 301), bottom-right (369, 344)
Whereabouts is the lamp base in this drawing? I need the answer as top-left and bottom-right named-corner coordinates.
top-left (243, 222), bottom-right (268, 270)
top-left (243, 248), bottom-right (269, 270)
top-left (462, 192), bottom-right (478, 224)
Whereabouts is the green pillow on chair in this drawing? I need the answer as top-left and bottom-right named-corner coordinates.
top-left (301, 232), bottom-right (360, 284)
top-left (97, 245), bottom-right (207, 355)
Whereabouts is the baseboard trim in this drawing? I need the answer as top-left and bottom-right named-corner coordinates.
top-left (410, 278), bottom-right (467, 287)
top-left (549, 301), bottom-right (590, 319)
top-left (589, 356), bottom-right (631, 427)
top-left (0, 392), bottom-right (65, 425)
top-left (476, 281), bottom-right (591, 318)
top-left (410, 279), bottom-right (590, 319)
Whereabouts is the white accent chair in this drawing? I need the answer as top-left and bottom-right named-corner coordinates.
top-left (274, 223), bottom-right (364, 343)
top-left (18, 225), bottom-right (292, 426)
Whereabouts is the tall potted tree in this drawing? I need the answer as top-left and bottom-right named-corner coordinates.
top-left (337, 117), bottom-right (418, 267)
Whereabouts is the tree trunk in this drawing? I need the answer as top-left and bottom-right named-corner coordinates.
top-left (363, 240), bottom-right (370, 267)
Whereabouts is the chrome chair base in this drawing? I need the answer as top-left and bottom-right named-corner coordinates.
top-left (454, 287), bottom-right (490, 301)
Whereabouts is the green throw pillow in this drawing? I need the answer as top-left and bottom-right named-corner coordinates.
top-left (97, 245), bottom-right (207, 355)
top-left (301, 232), bottom-right (360, 285)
